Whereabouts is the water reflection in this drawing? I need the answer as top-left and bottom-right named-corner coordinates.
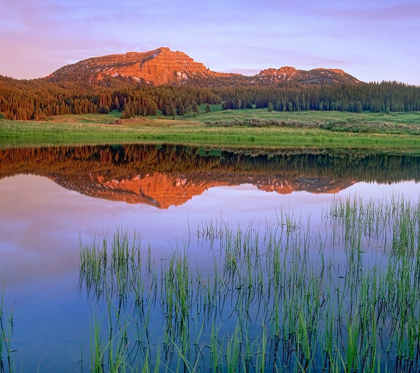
top-left (1, 144), bottom-right (419, 208)
top-left (1, 144), bottom-right (420, 371)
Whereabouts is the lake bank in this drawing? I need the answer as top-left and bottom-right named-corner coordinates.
top-left (2, 117), bottom-right (420, 150)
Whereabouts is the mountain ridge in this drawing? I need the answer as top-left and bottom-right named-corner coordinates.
top-left (46, 47), bottom-right (361, 86)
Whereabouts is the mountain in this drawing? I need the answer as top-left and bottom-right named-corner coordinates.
top-left (47, 47), bottom-right (235, 85)
top-left (46, 47), bottom-right (360, 86)
top-left (256, 66), bottom-right (360, 85)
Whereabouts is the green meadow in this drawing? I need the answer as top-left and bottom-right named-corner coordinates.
top-left (2, 108), bottom-right (420, 150)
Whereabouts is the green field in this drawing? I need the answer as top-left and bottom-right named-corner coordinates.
top-left (1, 109), bottom-right (420, 150)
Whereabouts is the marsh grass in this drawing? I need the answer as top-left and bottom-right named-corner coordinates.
top-left (79, 194), bottom-right (420, 372)
top-left (0, 276), bottom-right (14, 373)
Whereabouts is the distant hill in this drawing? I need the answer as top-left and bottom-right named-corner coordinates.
top-left (46, 47), bottom-right (360, 86)
top-left (256, 66), bottom-right (360, 85)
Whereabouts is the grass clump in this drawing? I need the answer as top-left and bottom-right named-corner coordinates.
top-left (0, 276), bottom-right (14, 373)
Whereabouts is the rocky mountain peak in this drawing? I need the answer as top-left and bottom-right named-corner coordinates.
top-left (46, 48), bottom-right (360, 86)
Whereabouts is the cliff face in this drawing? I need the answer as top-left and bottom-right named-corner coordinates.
top-left (47, 47), bottom-right (360, 86)
top-left (48, 47), bottom-right (232, 85)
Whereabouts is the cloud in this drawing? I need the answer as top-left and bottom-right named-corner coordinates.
top-left (0, 0), bottom-right (419, 83)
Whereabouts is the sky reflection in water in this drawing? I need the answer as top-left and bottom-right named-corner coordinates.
top-left (0, 146), bottom-right (420, 371)
top-left (1, 174), bottom-right (418, 287)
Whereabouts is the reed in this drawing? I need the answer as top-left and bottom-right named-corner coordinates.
top-left (78, 194), bottom-right (420, 372)
top-left (0, 275), bottom-right (14, 373)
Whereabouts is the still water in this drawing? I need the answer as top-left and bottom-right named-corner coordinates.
top-left (0, 144), bottom-right (420, 371)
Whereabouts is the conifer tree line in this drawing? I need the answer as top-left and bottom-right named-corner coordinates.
top-left (0, 76), bottom-right (220, 120)
top-left (216, 82), bottom-right (420, 113)
top-left (0, 75), bottom-right (419, 121)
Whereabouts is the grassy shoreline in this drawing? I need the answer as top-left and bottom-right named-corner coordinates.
top-left (2, 109), bottom-right (420, 149)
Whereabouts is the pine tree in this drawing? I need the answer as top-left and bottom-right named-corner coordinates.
top-left (114, 97), bottom-right (121, 111)
top-left (178, 103), bottom-right (185, 116)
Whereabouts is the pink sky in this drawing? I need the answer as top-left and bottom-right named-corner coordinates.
top-left (1, 0), bottom-right (419, 84)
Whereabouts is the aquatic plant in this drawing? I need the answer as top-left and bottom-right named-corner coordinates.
top-left (0, 275), bottom-right (14, 373)
top-left (79, 194), bottom-right (420, 372)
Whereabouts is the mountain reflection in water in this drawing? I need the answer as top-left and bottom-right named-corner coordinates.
top-left (1, 144), bottom-right (419, 208)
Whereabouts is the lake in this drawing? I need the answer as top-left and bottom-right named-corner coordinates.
top-left (1, 144), bottom-right (420, 372)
